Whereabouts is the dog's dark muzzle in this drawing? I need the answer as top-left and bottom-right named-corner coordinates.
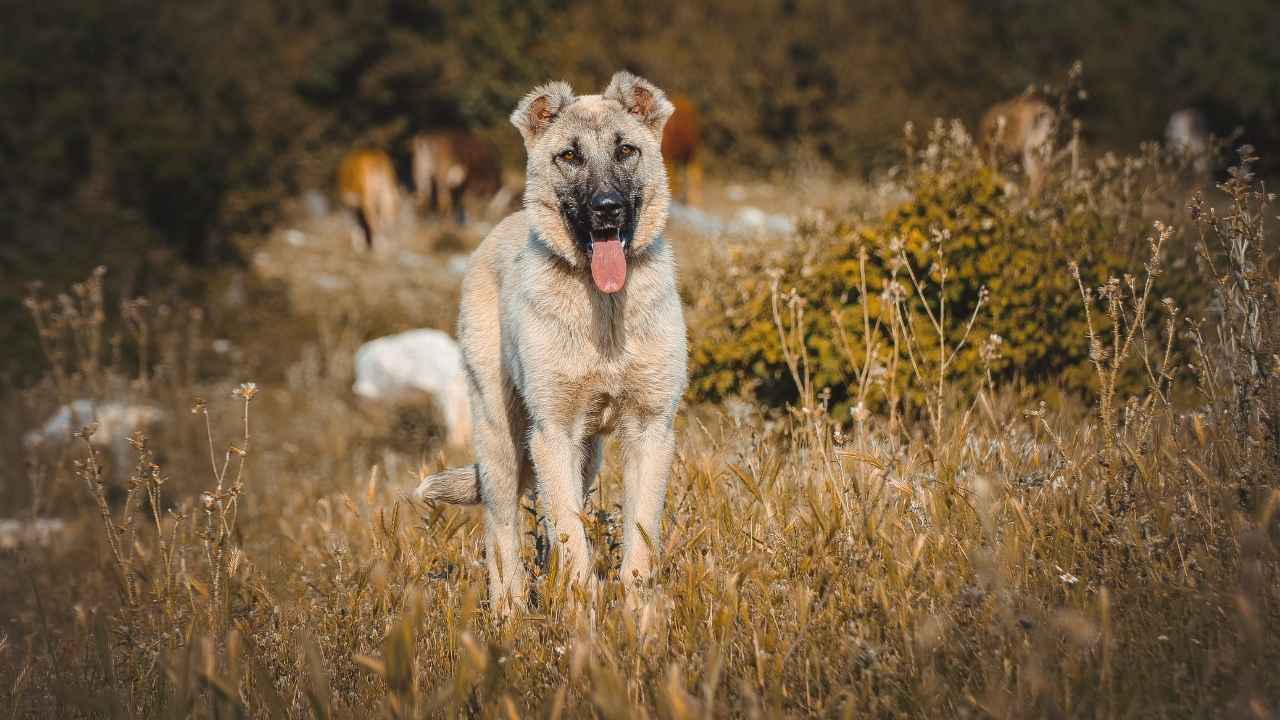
top-left (589, 190), bottom-right (626, 232)
top-left (561, 185), bottom-right (639, 256)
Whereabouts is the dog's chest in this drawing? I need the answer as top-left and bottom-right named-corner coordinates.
top-left (542, 318), bottom-right (642, 397)
top-left (516, 292), bottom-right (677, 421)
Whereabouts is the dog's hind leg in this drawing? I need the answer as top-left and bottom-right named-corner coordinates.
top-left (412, 447), bottom-right (526, 614)
top-left (473, 386), bottom-right (531, 614)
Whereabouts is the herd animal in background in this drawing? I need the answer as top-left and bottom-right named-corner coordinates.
top-left (336, 130), bottom-right (517, 250)
top-left (662, 94), bottom-right (702, 205)
top-left (339, 93), bottom-right (1207, 226)
top-left (337, 149), bottom-right (400, 249)
top-left (978, 94), bottom-right (1057, 197)
top-left (410, 130), bottom-right (505, 226)
top-left (337, 97), bottom-right (707, 250)
top-left (978, 95), bottom-right (1216, 194)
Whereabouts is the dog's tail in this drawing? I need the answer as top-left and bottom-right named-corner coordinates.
top-left (415, 464), bottom-right (482, 505)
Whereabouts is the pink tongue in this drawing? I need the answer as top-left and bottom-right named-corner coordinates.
top-left (590, 238), bottom-right (627, 293)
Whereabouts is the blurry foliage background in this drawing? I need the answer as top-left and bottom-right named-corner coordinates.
top-left (3, 0), bottom-right (1279, 383)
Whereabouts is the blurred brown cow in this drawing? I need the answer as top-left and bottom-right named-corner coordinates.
top-left (978, 95), bottom-right (1056, 196)
top-left (338, 149), bottom-right (400, 249)
top-left (411, 130), bottom-right (505, 225)
top-left (661, 94), bottom-right (702, 205)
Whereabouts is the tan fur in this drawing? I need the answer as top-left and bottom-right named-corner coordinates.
top-left (978, 95), bottom-right (1056, 196)
top-left (337, 149), bottom-right (399, 249)
top-left (415, 72), bottom-right (686, 613)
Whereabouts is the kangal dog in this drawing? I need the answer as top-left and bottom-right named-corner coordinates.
top-left (415, 71), bottom-right (687, 613)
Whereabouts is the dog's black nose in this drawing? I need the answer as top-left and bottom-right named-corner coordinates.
top-left (590, 191), bottom-right (625, 225)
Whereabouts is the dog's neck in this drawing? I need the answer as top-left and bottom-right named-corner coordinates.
top-left (525, 226), bottom-right (674, 314)
top-left (527, 223), bottom-right (668, 275)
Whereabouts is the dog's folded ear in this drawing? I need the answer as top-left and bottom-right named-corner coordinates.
top-left (510, 81), bottom-right (576, 145)
top-left (603, 71), bottom-right (675, 136)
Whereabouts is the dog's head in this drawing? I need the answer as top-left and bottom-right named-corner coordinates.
top-left (511, 71), bottom-right (675, 293)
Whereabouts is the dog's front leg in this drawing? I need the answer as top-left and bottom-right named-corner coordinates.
top-left (529, 425), bottom-right (593, 588)
top-left (619, 415), bottom-right (676, 589)
top-left (475, 421), bottom-right (528, 615)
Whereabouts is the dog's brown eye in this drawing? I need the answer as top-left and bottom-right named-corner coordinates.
top-left (558, 149), bottom-right (578, 164)
top-left (616, 144), bottom-right (638, 160)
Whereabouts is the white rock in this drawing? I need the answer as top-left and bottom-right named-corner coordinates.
top-left (398, 250), bottom-right (430, 268)
top-left (668, 201), bottom-right (726, 236)
top-left (765, 214), bottom-right (796, 235)
top-left (25, 399), bottom-right (164, 450)
top-left (313, 274), bottom-right (351, 292)
top-left (301, 190), bottom-right (330, 219)
top-left (25, 400), bottom-right (165, 481)
top-left (0, 517), bottom-right (68, 550)
top-left (729, 206), bottom-right (795, 236)
top-left (353, 329), bottom-right (471, 447)
top-left (732, 206), bottom-right (769, 232)
top-left (669, 201), bottom-right (795, 238)
top-left (447, 254), bottom-right (470, 276)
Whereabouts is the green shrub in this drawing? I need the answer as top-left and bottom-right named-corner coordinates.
top-left (689, 123), bottom-right (1183, 417)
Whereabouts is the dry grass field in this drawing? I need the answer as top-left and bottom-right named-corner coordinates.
top-left (1, 122), bottom-right (1277, 718)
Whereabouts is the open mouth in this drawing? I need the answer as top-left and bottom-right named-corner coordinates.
top-left (588, 228), bottom-right (627, 294)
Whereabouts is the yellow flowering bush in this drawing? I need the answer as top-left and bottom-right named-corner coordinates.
top-left (689, 124), bottom-right (1179, 417)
